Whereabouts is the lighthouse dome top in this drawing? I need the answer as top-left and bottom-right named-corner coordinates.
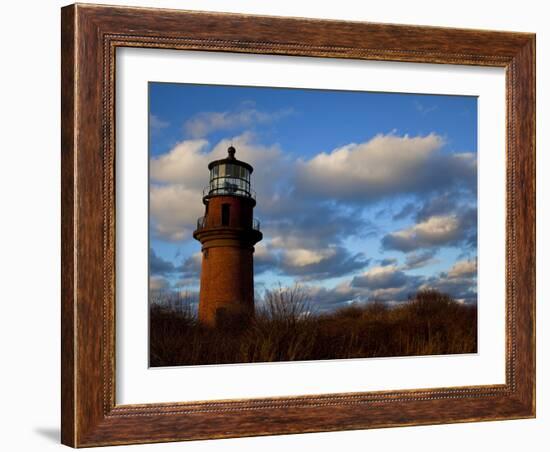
top-left (208, 146), bottom-right (253, 172)
top-left (205, 146), bottom-right (255, 200)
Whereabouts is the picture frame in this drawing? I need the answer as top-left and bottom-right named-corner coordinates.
top-left (61, 3), bottom-right (535, 447)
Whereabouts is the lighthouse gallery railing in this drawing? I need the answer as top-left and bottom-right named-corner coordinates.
top-left (196, 216), bottom-right (261, 232)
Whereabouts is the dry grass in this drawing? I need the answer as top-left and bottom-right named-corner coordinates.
top-left (149, 288), bottom-right (477, 367)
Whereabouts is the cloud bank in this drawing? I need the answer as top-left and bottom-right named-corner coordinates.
top-left (149, 129), bottom-right (478, 309)
top-left (184, 107), bottom-right (292, 138)
top-left (296, 133), bottom-right (476, 202)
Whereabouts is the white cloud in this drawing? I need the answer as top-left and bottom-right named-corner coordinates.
top-left (403, 250), bottom-right (437, 269)
top-left (351, 257), bottom-right (478, 304)
top-left (282, 247), bottom-right (337, 267)
top-left (150, 139), bottom-right (211, 186)
top-left (420, 261), bottom-right (478, 304)
top-left (393, 215), bottom-right (459, 243)
top-left (414, 101), bottom-right (438, 115)
top-left (149, 184), bottom-right (204, 242)
top-left (150, 133), bottom-right (283, 189)
top-left (300, 281), bottom-right (359, 312)
top-left (150, 275), bottom-right (170, 291)
top-left (180, 251), bottom-right (203, 276)
top-left (352, 265), bottom-right (409, 290)
top-left (296, 133), bottom-right (476, 201)
top-left (184, 107), bottom-right (292, 138)
top-left (448, 259), bottom-right (477, 278)
top-left (254, 243), bottom-right (271, 259)
top-left (382, 211), bottom-right (476, 252)
top-left (149, 113), bottom-right (170, 132)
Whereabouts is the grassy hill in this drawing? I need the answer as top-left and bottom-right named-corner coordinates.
top-left (149, 288), bottom-right (477, 367)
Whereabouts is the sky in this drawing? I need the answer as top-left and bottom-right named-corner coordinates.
top-left (148, 82), bottom-right (478, 313)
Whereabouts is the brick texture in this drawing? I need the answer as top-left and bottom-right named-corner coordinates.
top-left (194, 195), bottom-right (262, 327)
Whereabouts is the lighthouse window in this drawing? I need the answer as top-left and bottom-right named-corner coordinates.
top-left (227, 164), bottom-right (239, 177)
top-left (221, 203), bottom-right (230, 226)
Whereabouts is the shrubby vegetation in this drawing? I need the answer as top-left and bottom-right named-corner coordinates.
top-left (149, 287), bottom-right (477, 367)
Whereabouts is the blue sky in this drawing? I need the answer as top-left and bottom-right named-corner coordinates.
top-left (149, 82), bottom-right (478, 312)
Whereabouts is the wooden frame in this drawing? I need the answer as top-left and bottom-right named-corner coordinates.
top-left (61, 3), bottom-right (535, 447)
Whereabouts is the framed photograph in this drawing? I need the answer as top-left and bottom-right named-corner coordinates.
top-left (61, 3), bottom-right (535, 447)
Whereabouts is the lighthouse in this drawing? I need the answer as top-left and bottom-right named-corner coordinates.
top-left (193, 146), bottom-right (262, 328)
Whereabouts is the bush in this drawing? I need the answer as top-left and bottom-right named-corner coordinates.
top-left (260, 283), bottom-right (314, 323)
top-left (149, 288), bottom-right (477, 367)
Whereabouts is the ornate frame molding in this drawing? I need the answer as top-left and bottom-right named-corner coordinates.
top-left (61, 4), bottom-right (535, 447)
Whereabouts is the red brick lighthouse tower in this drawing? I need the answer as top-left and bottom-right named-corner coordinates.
top-left (193, 146), bottom-right (262, 327)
